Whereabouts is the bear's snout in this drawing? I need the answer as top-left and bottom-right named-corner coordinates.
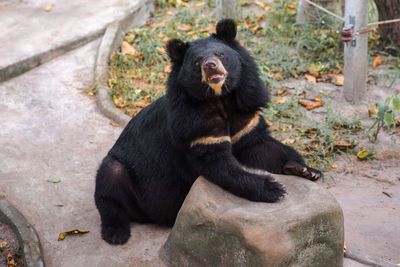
top-left (203, 58), bottom-right (218, 71)
top-left (201, 57), bottom-right (228, 96)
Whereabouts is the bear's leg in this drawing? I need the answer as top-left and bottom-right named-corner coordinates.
top-left (95, 156), bottom-right (149, 244)
top-left (235, 136), bottom-right (322, 181)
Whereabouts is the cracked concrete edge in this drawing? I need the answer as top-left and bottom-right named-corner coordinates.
top-left (345, 248), bottom-right (398, 267)
top-left (95, 0), bottom-right (154, 127)
top-left (0, 195), bottom-right (44, 267)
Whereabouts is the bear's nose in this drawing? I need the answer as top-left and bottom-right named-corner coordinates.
top-left (204, 59), bottom-right (218, 71)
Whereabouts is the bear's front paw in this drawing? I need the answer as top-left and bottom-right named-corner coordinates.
top-left (263, 180), bottom-right (286, 203)
top-left (102, 225), bottom-right (130, 245)
top-left (283, 162), bottom-right (322, 181)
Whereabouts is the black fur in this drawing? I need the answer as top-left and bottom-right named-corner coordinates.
top-left (94, 19), bottom-right (322, 245)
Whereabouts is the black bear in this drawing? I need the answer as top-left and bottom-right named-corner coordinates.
top-left (95, 19), bottom-right (322, 245)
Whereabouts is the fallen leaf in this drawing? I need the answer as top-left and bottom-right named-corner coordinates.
top-left (178, 24), bottom-right (192, 31)
top-left (164, 63), bottom-right (172, 73)
top-left (357, 149), bottom-right (372, 160)
top-left (7, 253), bottom-right (16, 267)
top-left (333, 74), bottom-right (344, 86)
top-left (0, 241), bottom-right (7, 248)
top-left (152, 19), bottom-right (167, 31)
top-left (331, 164), bottom-right (338, 169)
top-left (305, 74), bottom-right (316, 83)
top-left (298, 99), bottom-right (324, 110)
top-left (195, 2), bottom-right (206, 7)
top-left (333, 140), bottom-right (356, 151)
top-left (44, 6), bottom-right (52, 12)
top-left (110, 120), bottom-right (120, 127)
top-left (157, 47), bottom-right (166, 54)
top-left (318, 90), bottom-right (328, 96)
top-left (277, 87), bottom-right (287, 96)
top-left (326, 185), bottom-right (333, 189)
top-left (276, 97), bottom-right (287, 103)
top-left (164, 10), bottom-right (173, 15)
top-left (47, 179), bottom-right (61, 183)
top-left (144, 95), bottom-right (152, 104)
top-left (135, 101), bottom-right (147, 108)
top-left (368, 104), bottom-right (377, 117)
top-left (121, 41), bottom-right (139, 57)
top-left (58, 229), bottom-right (89, 241)
top-left (373, 55), bottom-right (381, 69)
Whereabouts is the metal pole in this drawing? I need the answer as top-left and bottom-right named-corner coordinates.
top-left (343, 0), bottom-right (368, 104)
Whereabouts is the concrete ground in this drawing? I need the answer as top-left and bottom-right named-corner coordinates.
top-left (0, 1), bottom-right (398, 266)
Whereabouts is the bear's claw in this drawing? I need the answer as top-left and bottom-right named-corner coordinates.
top-left (283, 162), bottom-right (322, 181)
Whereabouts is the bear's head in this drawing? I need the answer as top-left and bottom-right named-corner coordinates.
top-left (166, 19), bottom-right (241, 99)
top-left (166, 19), bottom-right (269, 111)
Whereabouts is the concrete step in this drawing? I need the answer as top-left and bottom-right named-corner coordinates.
top-left (0, 0), bottom-right (152, 81)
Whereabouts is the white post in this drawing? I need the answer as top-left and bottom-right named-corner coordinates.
top-left (343, 0), bottom-right (368, 104)
top-left (216, 0), bottom-right (236, 20)
top-left (296, 0), bottom-right (309, 25)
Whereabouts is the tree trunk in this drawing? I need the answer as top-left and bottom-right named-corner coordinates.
top-left (373, 0), bottom-right (400, 47)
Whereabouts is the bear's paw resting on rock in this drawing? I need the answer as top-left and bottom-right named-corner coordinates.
top-left (94, 19), bottom-right (322, 245)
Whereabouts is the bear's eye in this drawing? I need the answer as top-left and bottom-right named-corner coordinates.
top-left (215, 51), bottom-right (224, 59)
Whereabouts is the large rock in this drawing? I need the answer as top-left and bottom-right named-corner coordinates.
top-left (160, 175), bottom-right (344, 267)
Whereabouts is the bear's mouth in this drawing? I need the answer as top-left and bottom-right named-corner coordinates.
top-left (201, 57), bottom-right (228, 96)
top-left (207, 73), bottom-right (227, 84)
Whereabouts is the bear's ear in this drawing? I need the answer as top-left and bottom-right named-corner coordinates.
top-left (215, 19), bottom-right (237, 42)
top-left (166, 39), bottom-right (188, 62)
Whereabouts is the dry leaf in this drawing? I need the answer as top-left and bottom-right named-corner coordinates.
top-left (369, 105), bottom-right (377, 117)
top-left (135, 101), bottom-right (147, 108)
top-left (157, 47), bottom-right (166, 54)
top-left (121, 41), bottom-right (139, 56)
top-left (110, 120), bottom-right (120, 127)
top-left (373, 55), bottom-right (381, 69)
top-left (298, 99), bottom-right (324, 110)
top-left (7, 253), bottom-right (17, 267)
top-left (58, 229), bottom-right (89, 241)
top-left (277, 87), bottom-right (287, 96)
top-left (178, 24), bottom-right (192, 31)
top-left (44, 6), bottom-right (52, 12)
top-left (305, 74), bottom-right (316, 83)
top-left (333, 140), bottom-right (356, 151)
top-left (333, 74), bottom-right (344, 86)
top-left (145, 95), bottom-right (152, 104)
top-left (153, 19), bottom-right (167, 30)
top-left (195, 2), bottom-right (206, 7)
top-left (164, 10), bottom-right (173, 15)
top-left (0, 241), bottom-right (7, 248)
top-left (276, 97), bottom-right (287, 103)
top-left (331, 164), bottom-right (338, 169)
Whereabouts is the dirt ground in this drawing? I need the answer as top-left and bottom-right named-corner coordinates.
top-left (280, 68), bottom-right (400, 263)
top-left (0, 221), bottom-right (22, 267)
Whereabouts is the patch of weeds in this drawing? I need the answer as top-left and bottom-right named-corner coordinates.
top-left (12, 247), bottom-right (22, 258)
top-left (106, 0), bottom-right (345, 115)
top-left (367, 95), bottom-right (400, 142)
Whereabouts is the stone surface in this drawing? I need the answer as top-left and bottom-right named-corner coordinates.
top-left (0, 39), bottom-right (168, 267)
top-left (160, 176), bottom-right (344, 267)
